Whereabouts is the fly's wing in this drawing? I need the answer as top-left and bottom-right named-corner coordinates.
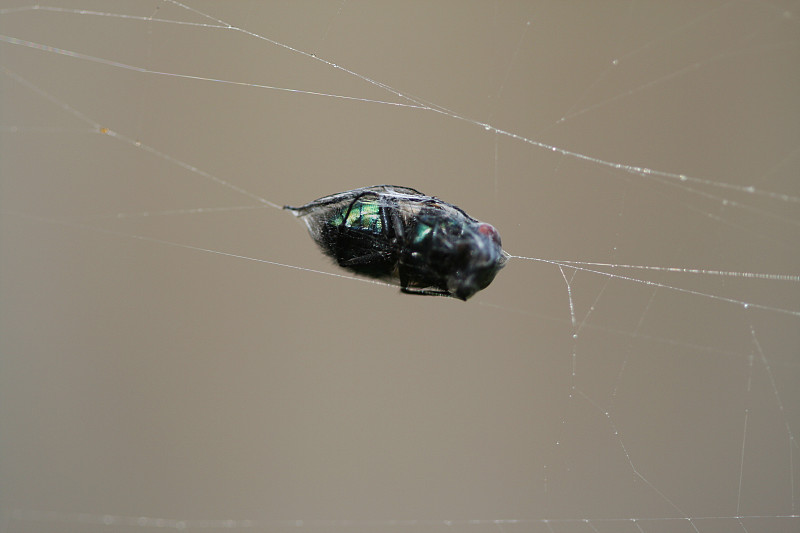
top-left (284, 185), bottom-right (426, 213)
top-left (283, 185), bottom-right (429, 242)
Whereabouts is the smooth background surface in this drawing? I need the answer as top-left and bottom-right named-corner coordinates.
top-left (2, 2), bottom-right (799, 532)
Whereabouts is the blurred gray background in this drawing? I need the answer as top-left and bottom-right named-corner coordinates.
top-left (2, 2), bottom-right (799, 532)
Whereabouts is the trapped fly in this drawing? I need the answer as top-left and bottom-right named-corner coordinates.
top-left (284, 185), bottom-right (508, 300)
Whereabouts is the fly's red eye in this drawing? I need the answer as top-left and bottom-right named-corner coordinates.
top-left (478, 223), bottom-right (501, 246)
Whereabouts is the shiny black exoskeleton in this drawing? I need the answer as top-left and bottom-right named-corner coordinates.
top-left (285, 185), bottom-right (507, 300)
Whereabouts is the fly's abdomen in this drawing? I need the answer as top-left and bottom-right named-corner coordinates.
top-left (319, 196), bottom-right (397, 277)
top-left (331, 198), bottom-right (382, 233)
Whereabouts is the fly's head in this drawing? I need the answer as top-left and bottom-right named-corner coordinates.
top-left (444, 221), bottom-right (508, 301)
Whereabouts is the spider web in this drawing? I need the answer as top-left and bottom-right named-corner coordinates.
top-left (1, 1), bottom-right (799, 532)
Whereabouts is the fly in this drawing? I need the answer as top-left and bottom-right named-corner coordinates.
top-left (284, 185), bottom-right (508, 300)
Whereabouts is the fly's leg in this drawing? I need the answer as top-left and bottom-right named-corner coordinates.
top-left (400, 286), bottom-right (452, 298)
top-left (398, 264), bottom-right (452, 298)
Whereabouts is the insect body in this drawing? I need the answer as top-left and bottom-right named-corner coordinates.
top-left (284, 185), bottom-right (508, 300)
